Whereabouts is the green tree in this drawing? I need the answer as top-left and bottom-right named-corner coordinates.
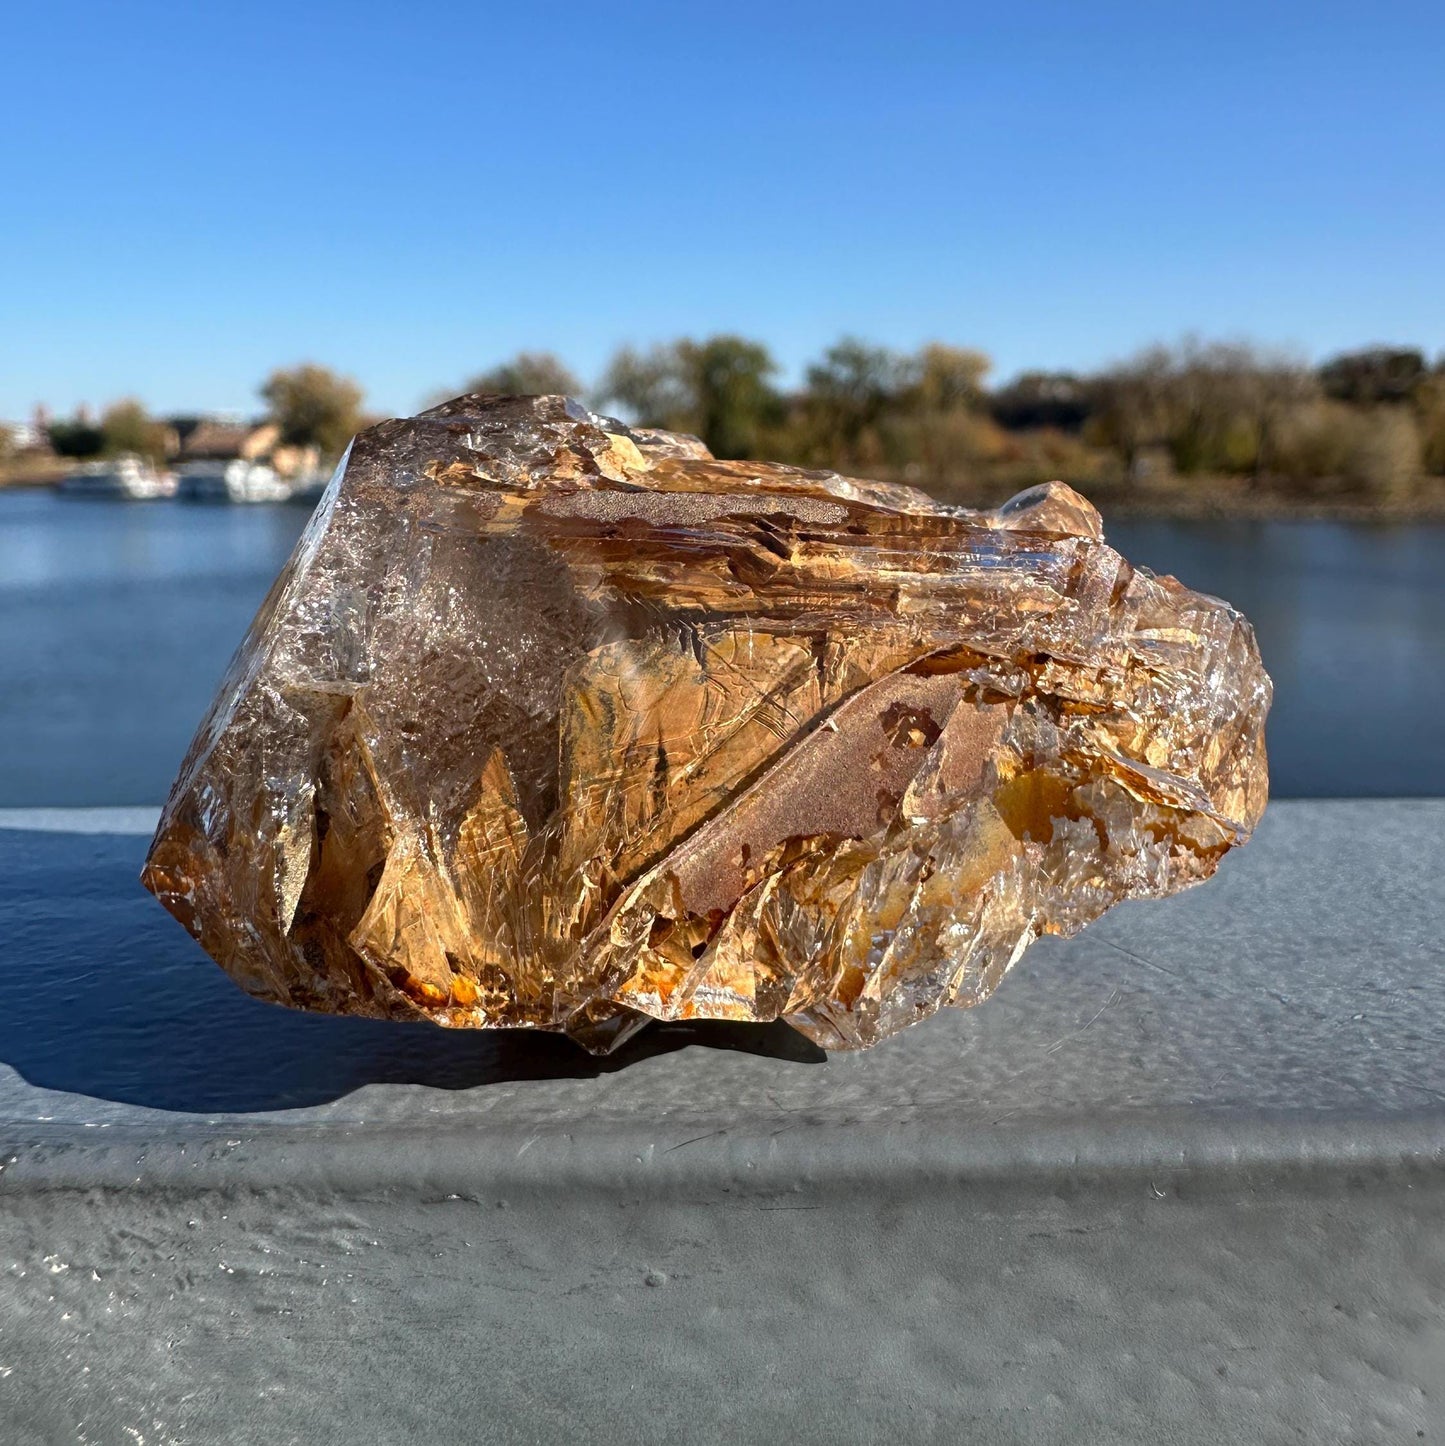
top-left (803, 338), bottom-right (911, 463)
top-left (1318, 347), bottom-right (1427, 405)
top-left (463, 352), bottom-right (580, 397)
top-left (990, 372), bottom-right (1093, 432)
top-left (596, 335), bottom-right (782, 458)
top-left (100, 399), bottom-right (170, 463)
top-left (260, 364), bottom-right (364, 459)
top-left (597, 343), bottom-right (697, 433)
top-left (686, 335), bottom-right (781, 459)
top-left (47, 414), bottom-right (106, 459)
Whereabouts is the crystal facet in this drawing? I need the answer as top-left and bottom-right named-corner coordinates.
top-left (142, 395), bottom-right (1271, 1052)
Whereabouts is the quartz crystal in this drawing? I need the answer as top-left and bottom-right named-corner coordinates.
top-left (143, 395), bottom-right (1271, 1052)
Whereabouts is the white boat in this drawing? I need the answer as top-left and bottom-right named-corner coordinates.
top-left (57, 455), bottom-right (174, 500)
top-left (175, 459), bottom-right (292, 504)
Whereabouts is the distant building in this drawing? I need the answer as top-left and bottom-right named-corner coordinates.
top-left (167, 415), bottom-right (277, 461)
top-left (164, 415), bottom-right (319, 481)
top-left (1, 409), bottom-right (60, 482)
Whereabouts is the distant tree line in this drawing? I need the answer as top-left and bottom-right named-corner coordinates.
top-left (27, 340), bottom-right (1445, 505)
top-left (46, 400), bottom-right (173, 466)
top-left (464, 336), bottom-right (1445, 504)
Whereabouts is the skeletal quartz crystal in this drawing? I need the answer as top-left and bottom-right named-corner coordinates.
top-left (143, 394), bottom-right (1271, 1053)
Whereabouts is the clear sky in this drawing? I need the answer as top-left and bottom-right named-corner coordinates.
top-left (2, 0), bottom-right (1442, 419)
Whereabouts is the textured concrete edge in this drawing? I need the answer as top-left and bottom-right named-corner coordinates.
top-left (3, 1111), bottom-right (1444, 1197)
top-left (0, 797), bottom-right (1422, 853)
top-left (0, 798), bottom-right (1430, 836)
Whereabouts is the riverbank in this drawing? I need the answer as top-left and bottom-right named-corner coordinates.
top-left (924, 467), bottom-right (1445, 521)
top-left (1089, 473), bottom-right (1445, 522)
top-left (0, 458), bottom-right (68, 489)
top-left (9, 456), bottom-right (1445, 520)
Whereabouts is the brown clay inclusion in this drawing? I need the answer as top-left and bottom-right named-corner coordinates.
top-left (142, 395), bottom-right (1271, 1053)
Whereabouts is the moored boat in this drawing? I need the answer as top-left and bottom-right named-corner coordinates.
top-left (57, 455), bottom-right (175, 500)
top-left (176, 459), bottom-right (292, 503)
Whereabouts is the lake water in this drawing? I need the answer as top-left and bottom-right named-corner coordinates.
top-left (1, 490), bottom-right (1441, 804)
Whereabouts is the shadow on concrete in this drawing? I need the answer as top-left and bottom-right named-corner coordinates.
top-left (0, 831), bottom-right (823, 1115)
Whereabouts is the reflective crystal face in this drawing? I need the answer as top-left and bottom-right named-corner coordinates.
top-left (142, 395), bottom-right (1271, 1053)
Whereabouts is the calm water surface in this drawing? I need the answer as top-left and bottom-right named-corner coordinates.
top-left (0, 490), bottom-right (1441, 804)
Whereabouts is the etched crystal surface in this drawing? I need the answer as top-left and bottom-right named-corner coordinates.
top-left (142, 395), bottom-right (1271, 1052)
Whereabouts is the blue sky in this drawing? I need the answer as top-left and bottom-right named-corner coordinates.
top-left (2, 0), bottom-right (1442, 418)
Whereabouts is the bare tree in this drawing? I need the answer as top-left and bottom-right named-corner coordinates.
top-left (907, 344), bottom-right (990, 413)
top-left (1089, 340), bottom-right (1315, 484)
top-left (462, 352), bottom-right (580, 398)
top-left (1087, 346), bottom-right (1175, 476)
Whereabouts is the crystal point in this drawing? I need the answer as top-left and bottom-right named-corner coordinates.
top-left (143, 395), bottom-right (1272, 1052)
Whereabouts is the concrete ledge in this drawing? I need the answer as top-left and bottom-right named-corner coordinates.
top-left (3, 800), bottom-right (1443, 1149)
top-left (5, 1111), bottom-right (1445, 1200)
top-left (2, 801), bottom-right (1442, 1443)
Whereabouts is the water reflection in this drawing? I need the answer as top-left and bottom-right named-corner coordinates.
top-left (1108, 519), bottom-right (1444, 796)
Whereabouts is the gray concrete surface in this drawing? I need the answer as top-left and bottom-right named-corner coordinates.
top-left (0, 801), bottom-right (1442, 1443)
